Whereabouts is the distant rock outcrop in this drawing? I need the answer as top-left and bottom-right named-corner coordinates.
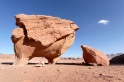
top-left (107, 53), bottom-right (124, 59)
top-left (81, 45), bottom-right (109, 66)
top-left (110, 54), bottom-right (124, 64)
top-left (11, 14), bottom-right (79, 66)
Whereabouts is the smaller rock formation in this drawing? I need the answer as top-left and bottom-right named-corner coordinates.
top-left (110, 54), bottom-right (124, 64)
top-left (81, 45), bottom-right (109, 66)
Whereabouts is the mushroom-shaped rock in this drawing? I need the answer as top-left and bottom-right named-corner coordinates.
top-left (11, 14), bottom-right (79, 66)
top-left (81, 45), bottom-right (109, 66)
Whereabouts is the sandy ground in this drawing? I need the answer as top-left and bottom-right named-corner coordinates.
top-left (0, 55), bottom-right (124, 82)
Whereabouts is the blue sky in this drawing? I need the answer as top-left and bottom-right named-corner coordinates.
top-left (0, 0), bottom-right (124, 57)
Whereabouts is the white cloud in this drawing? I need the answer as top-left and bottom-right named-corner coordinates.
top-left (98, 19), bottom-right (109, 25)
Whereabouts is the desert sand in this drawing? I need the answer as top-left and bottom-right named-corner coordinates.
top-left (0, 55), bottom-right (124, 82)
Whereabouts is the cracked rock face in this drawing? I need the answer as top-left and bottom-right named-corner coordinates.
top-left (13, 14), bottom-right (78, 46)
top-left (81, 45), bottom-right (109, 66)
top-left (11, 14), bottom-right (79, 65)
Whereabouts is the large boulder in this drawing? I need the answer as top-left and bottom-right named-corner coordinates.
top-left (81, 45), bottom-right (109, 66)
top-left (110, 54), bottom-right (124, 64)
top-left (11, 14), bottom-right (79, 66)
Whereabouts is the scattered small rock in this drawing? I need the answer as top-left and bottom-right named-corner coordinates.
top-left (50, 76), bottom-right (52, 77)
top-left (99, 73), bottom-right (105, 76)
top-left (58, 69), bottom-right (61, 72)
top-left (76, 72), bottom-right (78, 74)
top-left (34, 60), bottom-right (45, 67)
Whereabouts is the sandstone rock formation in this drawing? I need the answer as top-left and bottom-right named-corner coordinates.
top-left (81, 45), bottom-right (109, 66)
top-left (11, 14), bottom-right (79, 66)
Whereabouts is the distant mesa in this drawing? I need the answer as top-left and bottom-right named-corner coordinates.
top-left (11, 14), bottom-right (79, 66)
top-left (110, 54), bottom-right (124, 64)
top-left (81, 45), bottom-right (109, 66)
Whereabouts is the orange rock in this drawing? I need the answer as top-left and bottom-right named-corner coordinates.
top-left (81, 45), bottom-right (109, 66)
top-left (11, 14), bottom-right (79, 66)
top-left (14, 14), bottom-right (79, 46)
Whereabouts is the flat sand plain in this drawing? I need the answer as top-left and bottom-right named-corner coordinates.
top-left (0, 55), bottom-right (124, 82)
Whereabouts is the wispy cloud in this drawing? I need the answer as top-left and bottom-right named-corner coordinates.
top-left (98, 19), bottom-right (109, 25)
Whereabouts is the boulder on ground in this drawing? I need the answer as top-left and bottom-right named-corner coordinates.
top-left (11, 14), bottom-right (79, 66)
top-left (110, 54), bottom-right (124, 64)
top-left (81, 45), bottom-right (109, 66)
